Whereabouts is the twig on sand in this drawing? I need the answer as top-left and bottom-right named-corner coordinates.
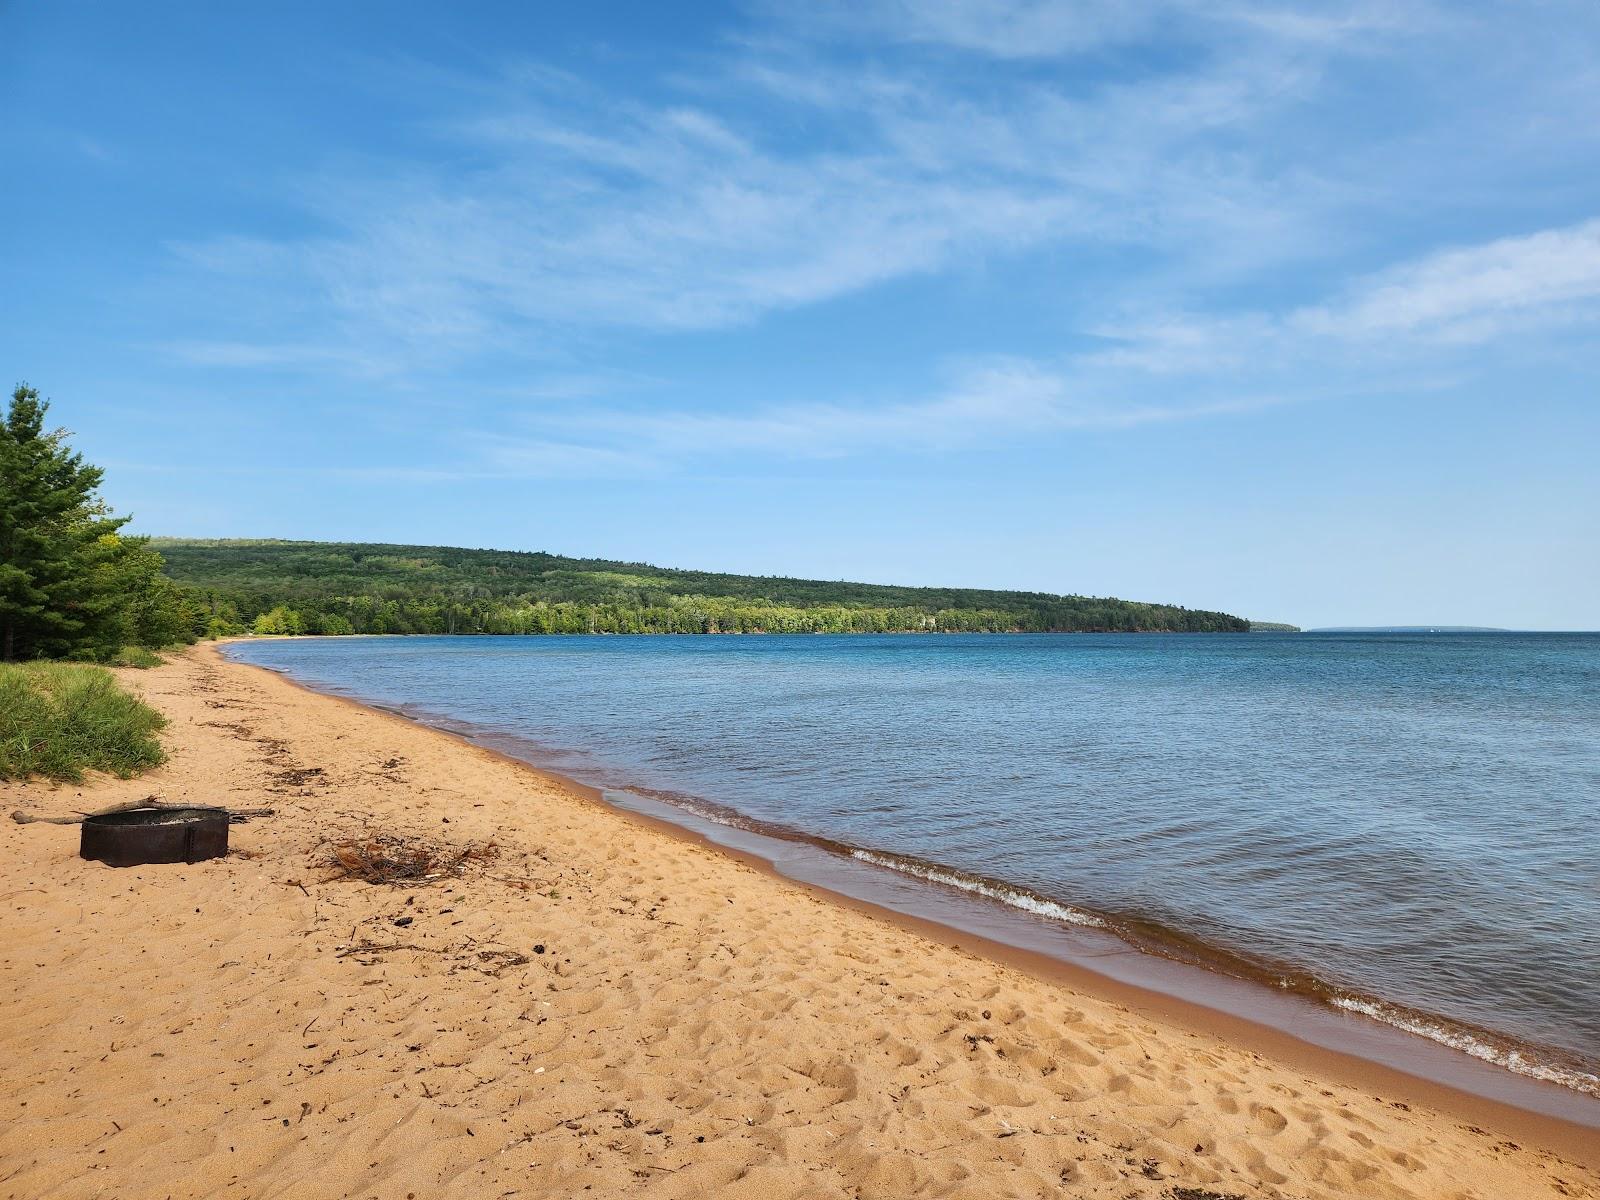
top-left (10, 799), bottom-right (275, 826)
top-left (336, 940), bottom-right (443, 960)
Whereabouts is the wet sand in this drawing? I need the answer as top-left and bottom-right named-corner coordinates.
top-left (1, 644), bottom-right (1595, 1199)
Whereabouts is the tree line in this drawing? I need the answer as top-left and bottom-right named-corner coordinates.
top-left (241, 596), bottom-right (1236, 637)
top-left (158, 541), bottom-right (1251, 636)
top-left (1, 382), bottom-right (1251, 660)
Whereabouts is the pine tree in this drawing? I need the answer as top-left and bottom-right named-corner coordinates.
top-left (0, 383), bottom-right (130, 659)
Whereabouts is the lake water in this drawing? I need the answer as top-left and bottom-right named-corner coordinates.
top-left (225, 632), bottom-right (1600, 1101)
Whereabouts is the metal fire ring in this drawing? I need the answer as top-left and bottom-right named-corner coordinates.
top-left (79, 807), bottom-right (231, 867)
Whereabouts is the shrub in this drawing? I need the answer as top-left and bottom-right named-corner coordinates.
top-left (0, 662), bottom-right (167, 781)
top-left (252, 605), bottom-right (303, 635)
top-left (109, 645), bottom-right (164, 668)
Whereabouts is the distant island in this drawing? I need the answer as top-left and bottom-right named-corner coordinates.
top-left (154, 538), bottom-right (1252, 637)
top-left (1306, 626), bottom-right (1512, 634)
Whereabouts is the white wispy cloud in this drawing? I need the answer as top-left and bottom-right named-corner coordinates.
top-left (1092, 216), bottom-right (1600, 373)
top-left (784, 0), bottom-right (1166, 58)
top-left (1294, 218), bottom-right (1600, 342)
top-left (472, 215), bottom-right (1600, 472)
top-left (161, 339), bottom-right (385, 372)
top-left (162, 2), bottom-right (1378, 370)
top-left (771, 0), bottom-right (1431, 59)
top-left (150, 1), bottom-right (1600, 478)
top-left (476, 357), bottom-right (1277, 472)
top-left (469, 436), bottom-right (655, 478)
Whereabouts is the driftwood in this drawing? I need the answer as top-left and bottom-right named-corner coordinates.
top-left (10, 799), bottom-right (275, 826)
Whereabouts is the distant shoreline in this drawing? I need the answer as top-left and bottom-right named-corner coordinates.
top-left (1307, 625), bottom-right (1514, 633)
top-left (155, 537), bottom-right (1256, 636)
top-left (225, 627), bottom-right (1258, 642)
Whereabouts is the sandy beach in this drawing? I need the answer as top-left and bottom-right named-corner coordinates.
top-left (1, 645), bottom-right (1595, 1200)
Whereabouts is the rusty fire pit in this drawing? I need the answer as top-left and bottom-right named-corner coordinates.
top-left (79, 807), bottom-right (230, 867)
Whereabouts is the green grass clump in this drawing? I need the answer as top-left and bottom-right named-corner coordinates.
top-left (108, 645), bottom-right (165, 668)
top-left (0, 663), bottom-right (167, 782)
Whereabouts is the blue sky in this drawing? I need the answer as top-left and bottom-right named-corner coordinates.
top-left (4, 1), bottom-right (1598, 629)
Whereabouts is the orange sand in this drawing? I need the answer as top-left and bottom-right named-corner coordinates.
top-left (1, 644), bottom-right (1595, 1199)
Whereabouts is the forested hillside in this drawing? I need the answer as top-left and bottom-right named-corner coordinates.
top-left (155, 539), bottom-right (1249, 636)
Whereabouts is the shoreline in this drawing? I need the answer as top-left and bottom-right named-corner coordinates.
top-left (228, 640), bottom-right (1600, 1139)
top-left (222, 644), bottom-right (1600, 1155)
top-left (2, 643), bottom-right (1595, 1197)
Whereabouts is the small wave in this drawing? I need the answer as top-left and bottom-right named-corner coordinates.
top-left (603, 788), bottom-right (762, 835)
top-left (848, 849), bottom-right (1106, 928)
top-left (1331, 996), bottom-right (1600, 1099)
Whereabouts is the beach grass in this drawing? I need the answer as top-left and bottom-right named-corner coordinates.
top-left (0, 661), bottom-right (167, 781)
top-left (108, 645), bottom-right (166, 669)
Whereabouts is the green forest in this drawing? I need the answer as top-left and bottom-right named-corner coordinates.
top-left (2, 379), bottom-right (1252, 662)
top-left (155, 539), bottom-right (1252, 636)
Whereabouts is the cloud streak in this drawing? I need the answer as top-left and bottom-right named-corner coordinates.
top-left (465, 355), bottom-right (1287, 477)
top-left (1296, 218), bottom-right (1600, 342)
top-left (165, 2), bottom-right (1393, 371)
top-left (1091, 216), bottom-right (1600, 375)
top-left (773, 0), bottom-right (1430, 59)
top-left (151, 0), bottom-right (1600, 479)
top-left (471, 216), bottom-right (1600, 472)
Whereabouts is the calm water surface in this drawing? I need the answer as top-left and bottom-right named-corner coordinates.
top-left (227, 633), bottom-right (1600, 1094)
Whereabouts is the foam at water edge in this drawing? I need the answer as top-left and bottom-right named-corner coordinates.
top-left (1331, 997), bottom-right (1600, 1100)
top-left (849, 848), bottom-right (1107, 928)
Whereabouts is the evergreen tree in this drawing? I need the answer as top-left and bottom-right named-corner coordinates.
top-left (0, 383), bottom-right (201, 660)
top-left (0, 384), bottom-right (130, 660)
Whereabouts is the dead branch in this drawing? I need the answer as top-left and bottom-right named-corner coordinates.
top-left (10, 799), bottom-right (275, 826)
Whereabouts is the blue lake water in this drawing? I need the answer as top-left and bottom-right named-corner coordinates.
top-left (226, 632), bottom-right (1600, 1096)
